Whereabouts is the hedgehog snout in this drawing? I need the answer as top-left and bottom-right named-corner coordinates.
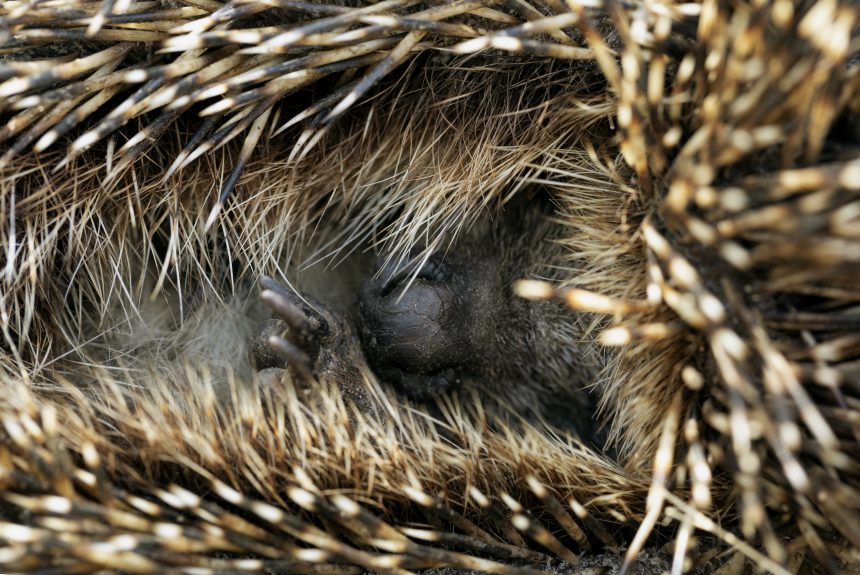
top-left (357, 259), bottom-right (476, 399)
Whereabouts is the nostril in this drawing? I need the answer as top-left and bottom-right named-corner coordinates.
top-left (378, 253), bottom-right (449, 297)
top-left (415, 254), bottom-right (448, 282)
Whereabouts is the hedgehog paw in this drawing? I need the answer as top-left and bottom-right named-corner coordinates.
top-left (250, 276), bottom-right (369, 407)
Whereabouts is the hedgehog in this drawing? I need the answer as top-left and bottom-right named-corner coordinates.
top-left (0, 0), bottom-right (859, 574)
top-left (247, 200), bottom-right (607, 446)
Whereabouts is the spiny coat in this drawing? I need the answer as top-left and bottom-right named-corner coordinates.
top-left (0, 0), bottom-right (859, 573)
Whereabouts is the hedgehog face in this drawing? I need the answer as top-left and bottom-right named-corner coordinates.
top-left (248, 205), bottom-right (602, 438)
top-left (249, 246), bottom-right (498, 403)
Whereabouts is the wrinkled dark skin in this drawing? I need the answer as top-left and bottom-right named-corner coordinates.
top-left (250, 204), bottom-right (604, 443)
top-left (357, 251), bottom-right (497, 400)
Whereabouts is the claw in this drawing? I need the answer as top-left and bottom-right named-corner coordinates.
top-left (254, 275), bottom-right (332, 379)
top-left (261, 289), bottom-right (311, 339)
top-left (259, 274), bottom-right (290, 296)
top-left (268, 335), bottom-right (314, 382)
top-left (249, 318), bottom-right (289, 370)
top-left (259, 276), bottom-right (329, 348)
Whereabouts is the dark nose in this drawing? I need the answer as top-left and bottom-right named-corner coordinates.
top-left (359, 277), bottom-right (470, 375)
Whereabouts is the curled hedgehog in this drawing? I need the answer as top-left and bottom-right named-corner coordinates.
top-left (1, 0), bottom-right (859, 573)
